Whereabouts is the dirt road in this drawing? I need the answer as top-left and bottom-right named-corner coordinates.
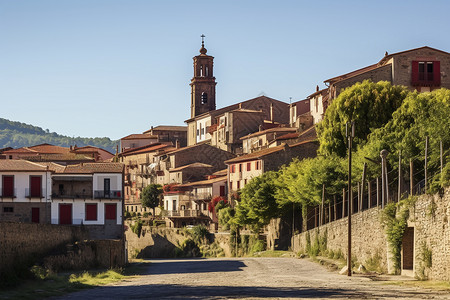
top-left (57, 257), bottom-right (449, 299)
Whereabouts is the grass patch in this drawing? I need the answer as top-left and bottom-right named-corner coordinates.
top-left (0, 262), bottom-right (150, 300)
top-left (252, 250), bottom-right (295, 257)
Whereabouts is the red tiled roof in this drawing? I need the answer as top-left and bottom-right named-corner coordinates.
top-left (276, 126), bottom-right (317, 141)
top-left (143, 125), bottom-right (187, 134)
top-left (378, 46), bottom-right (450, 66)
top-left (225, 144), bottom-right (287, 164)
top-left (3, 147), bottom-right (37, 154)
top-left (121, 143), bottom-right (174, 156)
top-left (61, 162), bottom-right (124, 174)
top-left (169, 163), bottom-right (213, 172)
top-left (324, 63), bottom-right (379, 84)
top-left (240, 127), bottom-right (297, 140)
top-left (28, 144), bottom-right (70, 154)
top-left (23, 153), bottom-right (95, 162)
top-left (0, 160), bottom-right (48, 171)
top-left (121, 133), bottom-right (158, 140)
top-left (177, 176), bottom-right (227, 187)
top-left (212, 169), bottom-right (227, 176)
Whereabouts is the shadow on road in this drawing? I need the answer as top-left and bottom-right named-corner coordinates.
top-left (145, 259), bottom-right (247, 275)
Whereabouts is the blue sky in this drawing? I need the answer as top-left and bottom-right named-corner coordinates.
top-left (1, 0), bottom-right (450, 140)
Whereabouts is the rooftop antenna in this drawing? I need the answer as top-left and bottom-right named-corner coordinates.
top-left (289, 97), bottom-right (292, 105)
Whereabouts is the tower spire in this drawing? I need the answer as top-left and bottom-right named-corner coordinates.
top-left (199, 34), bottom-right (207, 55)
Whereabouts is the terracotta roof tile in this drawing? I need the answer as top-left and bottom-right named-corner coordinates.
top-left (28, 144), bottom-right (70, 154)
top-left (121, 133), bottom-right (158, 140)
top-left (177, 176), bottom-right (227, 187)
top-left (121, 143), bottom-right (174, 156)
top-left (169, 163), bottom-right (213, 172)
top-left (0, 160), bottom-right (48, 171)
top-left (62, 162), bottom-right (124, 174)
top-left (225, 144), bottom-right (287, 164)
top-left (23, 153), bottom-right (95, 162)
top-left (143, 125), bottom-right (187, 134)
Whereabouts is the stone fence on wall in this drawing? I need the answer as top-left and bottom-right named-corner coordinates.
top-left (291, 187), bottom-right (450, 281)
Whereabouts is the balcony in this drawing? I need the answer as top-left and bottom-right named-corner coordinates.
top-left (0, 188), bottom-right (16, 198)
top-left (25, 188), bottom-right (45, 199)
top-left (94, 190), bottom-right (122, 199)
top-left (190, 192), bottom-right (212, 201)
top-left (165, 209), bottom-right (203, 218)
top-left (52, 191), bottom-right (93, 199)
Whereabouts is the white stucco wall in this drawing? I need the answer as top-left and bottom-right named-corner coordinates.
top-left (0, 171), bottom-right (51, 202)
top-left (196, 116), bottom-right (211, 143)
top-left (51, 200), bottom-right (122, 225)
top-left (93, 173), bottom-right (122, 191)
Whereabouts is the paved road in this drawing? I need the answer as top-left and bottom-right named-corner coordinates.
top-left (57, 257), bottom-right (449, 299)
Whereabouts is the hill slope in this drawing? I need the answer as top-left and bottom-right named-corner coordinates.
top-left (0, 118), bottom-right (118, 153)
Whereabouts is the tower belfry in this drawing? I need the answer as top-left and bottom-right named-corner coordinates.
top-left (190, 34), bottom-right (217, 118)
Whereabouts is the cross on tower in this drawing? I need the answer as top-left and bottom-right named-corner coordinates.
top-left (201, 34), bottom-right (205, 46)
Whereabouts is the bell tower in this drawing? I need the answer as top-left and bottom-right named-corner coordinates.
top-left (190, 35), bottom-right (217, 118)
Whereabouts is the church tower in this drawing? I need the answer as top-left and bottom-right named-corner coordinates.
top-left (190, 35), bottom-right (217, 118)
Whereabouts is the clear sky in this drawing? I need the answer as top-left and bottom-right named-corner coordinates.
top-left (1, 0), bottom-right (450, 140)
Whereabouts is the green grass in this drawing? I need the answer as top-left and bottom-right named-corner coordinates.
top-left (251, 250), bottom-right (295, 257)
top-left (0, 262), bottom-right (150, 300)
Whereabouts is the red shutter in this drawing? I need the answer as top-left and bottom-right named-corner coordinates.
top-left (411, 61), bottom-right (419, 86)
top-left (59, 204), bottom-right (72, 225)
top-left (220, 185), bottom-right (225, 196)
top-left (2, 176), bottom-right (14, 197)
top-left (433, 61), bottom-right (441, 86)
top-left (31, 207), bottom-right (40, 223)
top-left (105, 204), bottom-right (117, 220)
top-left (30, 176), bottom-right (42, 197)
top-left (247, 163), bottom-right (251, 171)
top-left (85, 204), bottom-right (97, 221)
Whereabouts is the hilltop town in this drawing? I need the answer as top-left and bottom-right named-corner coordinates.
top-left (1, 43), bottom-right (449, 289)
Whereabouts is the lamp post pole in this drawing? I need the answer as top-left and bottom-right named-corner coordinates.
top-left (346, 121), bottom-right (354, 276)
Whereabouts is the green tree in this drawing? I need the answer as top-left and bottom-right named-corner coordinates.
top-left (317, 80), bottom-right (409, 157)
top-left (235, 171), bottom-right (279, 232)
top-left (140, 184), bottom-right (163, 216)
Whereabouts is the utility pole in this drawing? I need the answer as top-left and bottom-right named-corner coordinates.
top-left (346, 121), bottom-right (354, 277)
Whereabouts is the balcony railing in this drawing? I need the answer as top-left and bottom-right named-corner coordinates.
top-left (190, 193), bottom-right (212, 201)
top-left (25, 188), bottom-right (45, 198)
top-left (94, 190), bottom-right (122, 199)
top-left (52, 192), bottom-right (93, 199)
top-left (165, 209), bottom-right (203, 217)
top-left (0, 188), bottom-right (16, 198)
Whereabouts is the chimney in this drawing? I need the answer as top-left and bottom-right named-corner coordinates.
top-left (270, 103), bottom-right (274, 123)
top-left (239, 103), bottom-right (242, 109)
top-left (176, 139), bottom-right (180, 149)
top-left (316, 85), bottom-right (319, 92)
top-left (151, 126), bottom-right (154, 135)
top-left (116, 145), bottom-right (119, 155)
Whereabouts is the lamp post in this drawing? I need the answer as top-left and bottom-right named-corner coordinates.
top-left (346, 121), bottom-right (354, 276)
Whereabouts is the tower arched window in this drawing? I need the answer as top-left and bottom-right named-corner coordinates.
top-left (201, 92), bottom-right (208, 104)
top-left (205, 66), bottom-right (209, 77)
top-left (200, 65), bottom-right (203, 77)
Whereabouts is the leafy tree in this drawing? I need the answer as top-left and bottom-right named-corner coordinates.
top-left (235, 171), bottom-right (279, 232)
top-left (140, 184), bottom-right (163, 216)
top-left (317, 80), bottom-right (409, 157)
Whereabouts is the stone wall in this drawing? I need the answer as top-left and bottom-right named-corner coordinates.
top-left (43, 239), bottom-right (125, 271)
top-left (291, 187), bottom-right (450, 280)
top-left (0, 222), bottom-right (89, 279)
top-left (125, 221), bottom-right (232, 258)
top-left (291, 207), bottom-right (389, 272)
top-left (0, 202), bottom-right (51, 224)
top-left (410, 188), bottom-right (450, 280)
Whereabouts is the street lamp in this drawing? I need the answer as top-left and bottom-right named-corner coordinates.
top-left (346, 121), bottom-right (354, 277)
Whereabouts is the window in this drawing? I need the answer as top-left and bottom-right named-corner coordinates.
top-left (201, 128), bottom-right (205, 135)
top-left (255, 161), bottom-right (261, 170)
top-left (30, 176), bottom-right (42, 198)
top-left (412, 61), bottom-right (441, 86)
top-left (85, 204), bottom-right (98, 221)
top-left (197, 129), bottom-right (200, 136)
top-left (247, 163), bottom-right (251, 171)
top-left (244, 179), bottom-right (247, 185)
top-left (230, 165), bottom-right (235, 173)
top-left (105, 203), bottom-right (117, 220)
top-left (220, 185), bottom-right (225, 196)
top-left (201, 92), bottom-right (208, 104)
top-left (239, 164), bottom-right (242, 173)
top-left (104, 178), bottom-right (111, 198)
top-left (2, 175), bottom-right (14, 197)
top-left (237, 181), bottom-right (240, 189)
top-left (205, 66), bottom-right (209, 77)
top-left (3, 207), bottom-right (13, 213)
top-left (230, 182), bottom-right (233, 190)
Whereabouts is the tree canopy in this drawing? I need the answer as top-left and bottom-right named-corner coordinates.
top-left (317, 80), bottom-right (409, 157)
top-left (140, 184), bottom-right (163, 211)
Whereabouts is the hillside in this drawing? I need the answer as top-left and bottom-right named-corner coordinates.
top-left (0, 118), bottom-right (118, 153)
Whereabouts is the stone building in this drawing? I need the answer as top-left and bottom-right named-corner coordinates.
top-left (310, 46), bottom-right (450, 123)
top-left (185, 39), bottom-right (290, 153)
top-left (225, 140), bottom-right (318, 196)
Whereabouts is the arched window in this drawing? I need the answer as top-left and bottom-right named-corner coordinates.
top-left (201, 92), bottom-right (208, 104)
top-left (200, 65), bottom-right (203, 77)
top-left (205, 66), bottom-right (209, 77)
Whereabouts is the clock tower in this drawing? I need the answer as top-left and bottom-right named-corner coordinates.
top-left (190, 35), bottom-right (217, 118)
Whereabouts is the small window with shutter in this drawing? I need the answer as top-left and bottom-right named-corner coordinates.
top-left (412, 61), bottom-right (440, 86)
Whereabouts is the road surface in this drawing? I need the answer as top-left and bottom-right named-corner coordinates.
top-left (56, 257), bottom-right (449, 299)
